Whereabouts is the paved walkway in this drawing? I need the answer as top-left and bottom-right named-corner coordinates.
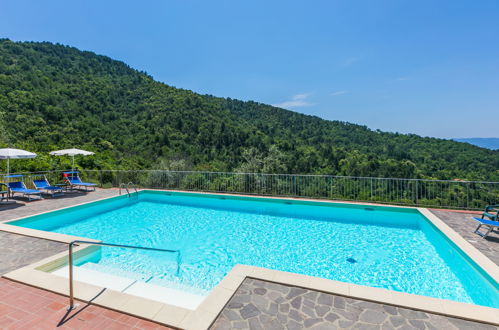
top-left (0, 231), bottom-right (67, 275)
top-left (0, 278), bottom-right (171, 329)
top-left (429, 209), bottom-right (499, 266)
top-left (0, 188), bottom-right (118, 222)
top-left (211, 278), bottom-right (497, 330)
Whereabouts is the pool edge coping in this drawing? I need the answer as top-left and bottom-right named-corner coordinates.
top-left (0, 189), bottom-right (498, 329)
top-left (0, 189), bottom-right (127, 243)
top-left (418, 208), bottom-right (499, 283)
top-left (3, 259), bottom-right (499, 329)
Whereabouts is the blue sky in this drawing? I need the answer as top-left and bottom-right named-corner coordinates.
top-left (1, 0), bottom-right (498, 138)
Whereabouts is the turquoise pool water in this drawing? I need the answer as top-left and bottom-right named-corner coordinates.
top-left (8, 191), bottom-right (499, 308)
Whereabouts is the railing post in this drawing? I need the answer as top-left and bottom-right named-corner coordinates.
top-left (415, 180), bottom-right (418, 206)
top-left (67, 242), bottom-right (78, 311)
top-left (117, 171), bottom-right (122, 189)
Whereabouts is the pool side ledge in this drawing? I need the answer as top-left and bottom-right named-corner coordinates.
top-left (1, 190), bottom-right (498, 329)
top-left (3, 258), bottom-right (499, 329)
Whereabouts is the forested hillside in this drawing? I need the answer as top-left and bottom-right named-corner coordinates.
top-left (0, 39), bottom-right (497, 181)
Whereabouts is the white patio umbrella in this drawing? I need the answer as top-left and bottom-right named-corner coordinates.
top-left (49, 148), bottom-right (95, 172)
top-left (0, 148), bottom-right (37, 178)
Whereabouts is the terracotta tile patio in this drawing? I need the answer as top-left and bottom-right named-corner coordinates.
top-left (0, 278), bottom-right (172, 330)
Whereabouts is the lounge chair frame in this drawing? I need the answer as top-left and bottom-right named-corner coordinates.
top-left (32, 175), bottom-right (64, 198)
top-left (0, 183), bottom-right (9, 202)
top-left (8, 180), bottom-right (43, 201)
top-left (481, 204), bottom-right (499, 221)
top-left (473, 217), bottom-right (499, 238)
top-left (63, 171), bottom-right (97, 192)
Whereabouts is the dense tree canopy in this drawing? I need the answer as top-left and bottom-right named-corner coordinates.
top-left (0, 39), bottom-right (497, 180)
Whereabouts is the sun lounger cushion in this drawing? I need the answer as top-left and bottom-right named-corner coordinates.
top-left (8, 182), bottom-right (40, 194)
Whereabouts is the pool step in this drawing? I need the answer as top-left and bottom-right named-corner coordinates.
top-left (52, 266), bottom-right (137, 292)
top-left (123, 281), bottom-right (205, 310)
top-left (52, 265), bottom-right (205, 310)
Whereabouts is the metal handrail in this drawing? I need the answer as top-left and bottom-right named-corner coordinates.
top-left (118, 182), bottom-right (129, 196)
top-left (119, 182), bottom-right (138, 197)
top-left (127, 181), bottom-right (138, 198)
top-left (67, 240), bottom-right (181, 310)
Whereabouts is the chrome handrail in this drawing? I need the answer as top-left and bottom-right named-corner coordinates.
top-left (67, 240), bottom-right (181, 310)
top-left (127, 181), bottom-right (138, 198)
top-left (118, 182), bottom-right (129, 196)
top-left (119, 182), bottom-right (138, 197)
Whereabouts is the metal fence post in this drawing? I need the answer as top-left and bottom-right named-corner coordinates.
top-left (415, 180), bottom-right (418, 206)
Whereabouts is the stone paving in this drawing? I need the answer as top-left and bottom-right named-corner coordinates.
top-left (0, 188), bottom-right (118, 275)
top-left (211, 278), bottom-right (497, 330)
top-left (0, 231), bottom-right (67, 275)
top-left (429, 209), bottom-right (499, 266)
top-left (0, 187), bottom-right (118, 222)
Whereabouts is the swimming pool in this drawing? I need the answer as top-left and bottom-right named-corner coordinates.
top-left (8, 190), bottom-right (499, 308)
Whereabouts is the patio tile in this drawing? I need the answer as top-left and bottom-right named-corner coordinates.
top-left (0, 278), bottom-right (173, 329)
top-left (429, 209), bottom-right (499, 266)
top-left (210, 278), bottom-right (497, 330)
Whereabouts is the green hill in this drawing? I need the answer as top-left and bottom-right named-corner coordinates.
top-left (0, 39), bottom-right (498, 181)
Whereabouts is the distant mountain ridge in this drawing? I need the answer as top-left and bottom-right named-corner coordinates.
top-left (0, 39), bottom-right (498, 181)
top-left (454, 138), bottom-right (499, 150)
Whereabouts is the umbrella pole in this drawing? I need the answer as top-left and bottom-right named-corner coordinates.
top-left (6, 158), bottom-right (9, 201)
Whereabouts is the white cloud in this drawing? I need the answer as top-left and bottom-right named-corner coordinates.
top-left (273, 93), bottom-right (314, 108)
top-left (331, 90), bottom-right (348, 96)
top-left (342, 56), bottom-right (360, 67)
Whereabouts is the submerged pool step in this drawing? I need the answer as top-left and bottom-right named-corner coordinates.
top-left (52, 266), bottom-right (137, 292)
top-left (123, 281), bottom-right (205, 310)
top-left (51, 265), bottom-right (205, 310)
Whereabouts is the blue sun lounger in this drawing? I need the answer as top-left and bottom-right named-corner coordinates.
top-left (472, 204), bottom-right (499, 238)
top-left (7, 178), bottom-right (43, 201)
top-left (33, 175), bottom-right (64, 197)
top-left (63, 171), bottom-right (97, 192)
top-left (472, 217), bottom-right (499, 238)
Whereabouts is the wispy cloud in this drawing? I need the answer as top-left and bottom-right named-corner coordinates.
top-left (273, 93), bottom-right (314, 108)
top-left (341, 56), bottom-right (360, 67)
top-left (331, 90), bottom-right (348, 96)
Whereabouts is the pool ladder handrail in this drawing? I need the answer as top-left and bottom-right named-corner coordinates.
top-left (119, 181), bottom-right (138, 198)
top-left (67, 240), bottom-right (182, 311)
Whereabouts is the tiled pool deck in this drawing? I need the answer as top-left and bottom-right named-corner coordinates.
top-left (429, 209), bottom-right (499, 266)
top-left (0, 188), bottom-right (118, 222)
top-left (0, 278), bottom-right (171, 329)
top-left (210, 278), bottom-right (497, 330)
top-left (0, 189), bottom-right (498, 329)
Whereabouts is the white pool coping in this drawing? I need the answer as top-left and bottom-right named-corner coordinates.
top-left (1, 189), bottom-right (498, 329)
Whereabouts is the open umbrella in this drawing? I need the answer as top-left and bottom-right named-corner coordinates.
top-left (49, 148), bottom-right (95, 172)
top-left (0, 148), bottom-right (37, 178)
top-left (0, 148), bottom-right (37, 202)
